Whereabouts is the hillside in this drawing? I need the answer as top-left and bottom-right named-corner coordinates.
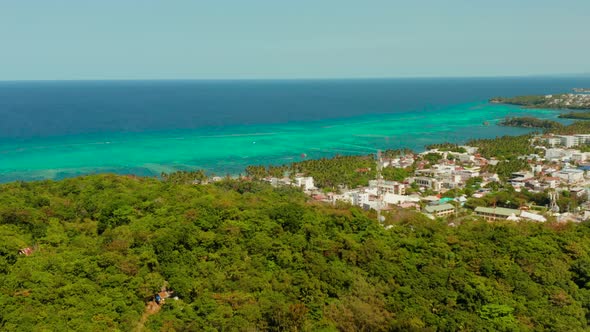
top-left (490, 93), bottom-right (590, 110)
top-left (498, 116), bottom-right (563, 129)
top-left (1, 174), bottom-right (590, 330)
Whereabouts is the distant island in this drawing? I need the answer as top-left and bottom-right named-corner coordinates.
top-left (490, 89), bottom-right (590, 110)
top-left (498, 116), bottom-right (563, 129)
top-left (558, 111), bottom-right (590, 120)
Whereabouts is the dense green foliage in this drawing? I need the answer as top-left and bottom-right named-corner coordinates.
top-left (245, 149), bottom-right (415, 190)
top-left (381, 148), bottom-right (414, 159)
top-left (490, 95), bottom-right (550, 107)
top-left (246, 155), bottom-right (378, 189)
top-left (549, 121), bottom-right (590, 135)
top-left (382, 167), bottom-right (411, 182)
top-left (487, 159), bottom-right (530, 180)
top-left (290, 156), bottom-right (377, 189)
top-left (467, 135), bottom-right (535, 160)
top-left (2, 175), bottom-right (590, 331)
top-left (161, 170), bottom-right (208, 184)
top-left (498, 116), bottom-right (563, 130)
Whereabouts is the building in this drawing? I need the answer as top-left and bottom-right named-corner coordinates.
top-left (413, 177), bottom-right (441, 191)
top-left (475, 206), bottom-right (547, 222)
top-left (294, 176), bottom-right (316, 191)
top-left (368, 180), bottom-right (406, 195)
top-left (571, 152), bottom-right (589, 163)
top-left (552, 135), bottom-right (590, 148)
top-left (475, 206), bottom-right (521, 221)
top-left (546, 137), bottom-right (562, 147)
top-left (554, 168), bottom-right (585, 184)
top-left (424, 203), bottom-right (455, 217)
top-left (383, 193), bottom-right (420, 205)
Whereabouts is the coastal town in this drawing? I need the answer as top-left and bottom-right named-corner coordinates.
top-left (490, 88), bottom-right (590, 110)
top-left (259, 132), bottom-right (590, 224)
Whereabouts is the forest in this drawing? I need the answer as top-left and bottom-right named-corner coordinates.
top-left (2, 174), bottom-right (590, 331)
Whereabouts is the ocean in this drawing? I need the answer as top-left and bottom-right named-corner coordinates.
top-left (1, 77), bottom-right (590, 182)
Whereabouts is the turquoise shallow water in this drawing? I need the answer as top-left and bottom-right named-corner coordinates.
top-left (0, 101), bottom-right (567, 182)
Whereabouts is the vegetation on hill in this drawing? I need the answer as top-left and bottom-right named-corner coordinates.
top-left (1, 174), bottom-right (590, 331)
top-left (559, 111), bottom-right (590, 120)
top-left (467, 135), bottom-right (536, 160)
top-left (498, 116), bottom-right (563, 130)
top-left (549, 121), bottom-right (590, 135)
top-left (491, 94), bottom-right (590, 110)
top-left (246, 150), bottom-right (415, 190)
top-left (490, 95), bottom-right (549, 107)
top-left (246, 155), bottom-right (378, 190)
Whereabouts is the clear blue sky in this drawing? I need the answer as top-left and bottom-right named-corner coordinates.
top-left (1, 0), bottom-right (589, 80)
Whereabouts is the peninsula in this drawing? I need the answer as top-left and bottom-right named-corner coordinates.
top-left (490, 90), bottom-right (590, 110)
top-left (498, 116), bottom-right (563, 129)
top-left (559, 111), bottom-right (590, 120)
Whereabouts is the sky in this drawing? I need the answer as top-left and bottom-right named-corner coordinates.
top-left (1, 0), bottom-right (589, 80)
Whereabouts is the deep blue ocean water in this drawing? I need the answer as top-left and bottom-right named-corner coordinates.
top-left (1, 77), bottom-right (590, 140)
top-left (1, 77), bottom-right (590, 182)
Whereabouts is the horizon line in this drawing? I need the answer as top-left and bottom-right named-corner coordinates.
top-left (0, 72), bottom-right (589, 83)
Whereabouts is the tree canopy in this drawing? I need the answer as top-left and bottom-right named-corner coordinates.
top-left (1, 174), bottom-right (590, 330)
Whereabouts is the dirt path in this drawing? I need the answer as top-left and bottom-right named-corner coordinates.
top-left (134, 301), bottom-right (161, 332)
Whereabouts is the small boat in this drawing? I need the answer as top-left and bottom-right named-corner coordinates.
top-left (483, 121), bottom-right (490, 126)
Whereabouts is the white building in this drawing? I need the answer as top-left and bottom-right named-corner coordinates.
top-left (368, 180), bottom-right (406, 195)
top-left (553, 135), bottom-right (590, 148)
top-left (383, 193), bottom-right (420, 205)
top-left (294, 176), bottom-right (316, 191)
top-left (546, 148), bottom-right (568, 160)
top-left (571, 152), bottom-right (589, 163)
top-left (546, 137), bottom-right (562, 147)
top-left (553, 168), bottom-right (585, 184)
top-left (557, 136), bottom-right (576, 148)
top-left (413, 177), bottom-right (441, 191)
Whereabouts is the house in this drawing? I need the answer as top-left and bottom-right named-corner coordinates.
top-left (424, 203), bottom-right (455, 217)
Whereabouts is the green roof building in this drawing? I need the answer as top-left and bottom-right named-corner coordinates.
top-left (474, 206), bottom-right (520, 220)
top-left (424, 203), bottom-right (455, 217)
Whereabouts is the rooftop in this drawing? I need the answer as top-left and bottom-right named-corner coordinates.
top-left (424, 203), bottom-right (455, 213)
top-left (475, 206), bottom-right (521, 217)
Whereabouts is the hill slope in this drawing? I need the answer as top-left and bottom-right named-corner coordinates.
top-left (1, 175), bottom-right (590, 330)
